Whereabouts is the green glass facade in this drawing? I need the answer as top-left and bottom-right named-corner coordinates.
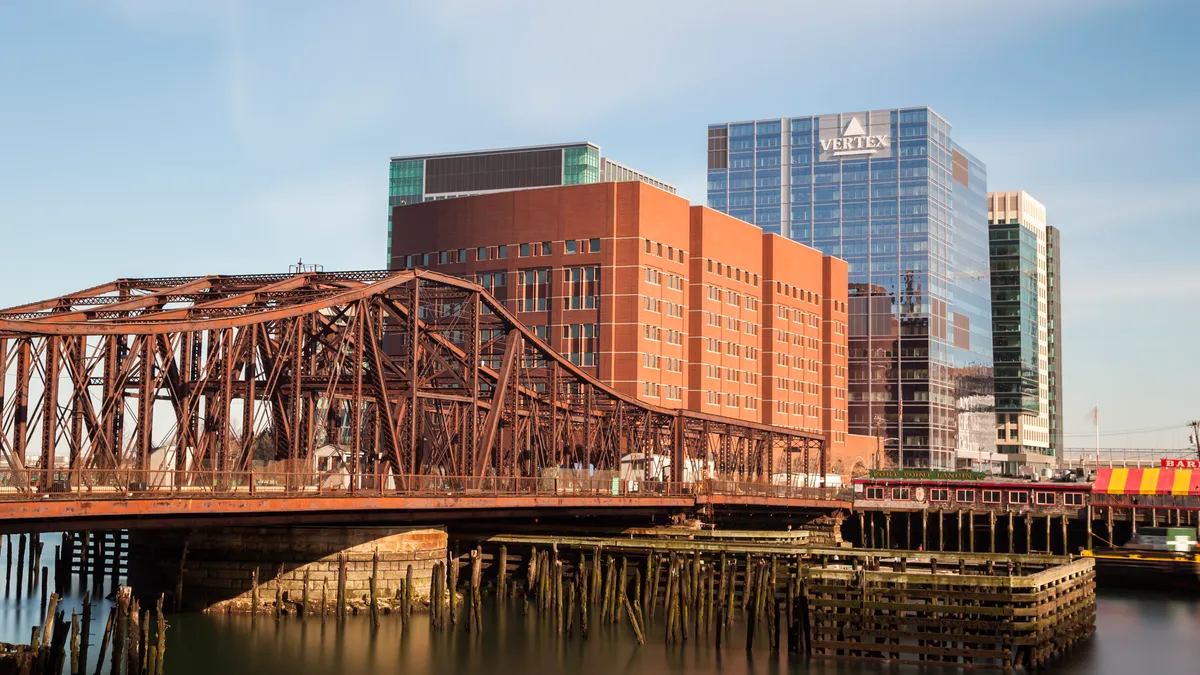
top-left (989, 221), bottom-right (1040, 417)
top-left (1046, 225), bottom-right (1063, 455)
top-left (388, 160), bottom-right (425, 263)
top-left (563, 146), bottom-right (600, 185)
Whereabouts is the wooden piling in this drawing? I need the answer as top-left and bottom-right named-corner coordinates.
top-left (622, 593), bottom-right (645, 645)
top-left (69, 610), bottom-right (79, 675)
top-left (590, 545), bottom-right (602, 605)
top-left (370, 550), bottom-right (379, 629)
top-left (301, 568), bottom-right (311, 618)
top-left (92, 606), bottom-right (114, 675)
top-left (405, 563), bottom-right (415, 621)
top-left (449, 550), bottom-right (458, 626)
top-left (471, 547), bottom-right (483, 633)
top-left (3, 534), bottom-right (10, 598)
top-left (275, 563), bottom-right (284, 619)
top-left (16, 534), bottom-right (26, 600)
top-left (155, 594), bottom-right (166, 675)
top-left (321, 579), bottom-right (328, 622)
top-left (497, 545), bottom-right (507, 599)
top-left (40, 567), bottom-right (48, 616)
top-left (336, 553), bottom-right (347, 620)
top-left (650, 553), bottom-right (663, 617)
top-left (555, 561), bottom-right (564, 634)
top-left (78, 591), bottom-right (91, 673)
top-left (250, 567), bottom-right (260, 616)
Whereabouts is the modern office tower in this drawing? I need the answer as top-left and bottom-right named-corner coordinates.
top-left (388, 181), bottom-right (875, 462)
top-left (387, 142), bottom-right (675, 264)
top-left (987, 191), bottom-right (1056, 473)
top-left (707, 108), bottom-right (997, 470)
top-left (1046, 225), bottom-right (1063, 458)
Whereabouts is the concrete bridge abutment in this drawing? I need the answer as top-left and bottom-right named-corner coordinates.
top-left (128, 525), bottom-right (448, 613)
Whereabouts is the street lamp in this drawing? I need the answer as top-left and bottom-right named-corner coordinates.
top-left (874, 437), bottom-right (899, 470)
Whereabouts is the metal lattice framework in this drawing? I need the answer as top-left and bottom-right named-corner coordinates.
top-left (0, 269), bottom-right (825, 491)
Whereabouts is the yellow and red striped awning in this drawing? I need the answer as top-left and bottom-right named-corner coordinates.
top-left (1093, 468), bottom-right (1200, 496)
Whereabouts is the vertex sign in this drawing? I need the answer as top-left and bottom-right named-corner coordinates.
top-left (820, 117), bottom-right (889, 157)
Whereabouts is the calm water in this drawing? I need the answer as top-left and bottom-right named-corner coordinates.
top-left (2, 536), bottom-right (1198, 674)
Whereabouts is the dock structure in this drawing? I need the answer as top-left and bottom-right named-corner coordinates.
top-left (463, 529), bottom-right (1095, 670)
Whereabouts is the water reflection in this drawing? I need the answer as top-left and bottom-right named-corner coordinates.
top-left (1, 536), bottom-right (1197, 675)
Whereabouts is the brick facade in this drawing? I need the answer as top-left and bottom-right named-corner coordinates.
top-left (389, 182), bottom-right (859, 457)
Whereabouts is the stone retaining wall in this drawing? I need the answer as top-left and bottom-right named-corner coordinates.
top-left (128, 526), bottom-right (447, 612)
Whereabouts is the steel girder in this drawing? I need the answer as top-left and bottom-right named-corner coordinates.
top-left (0, 270), bottom-right (827, 490)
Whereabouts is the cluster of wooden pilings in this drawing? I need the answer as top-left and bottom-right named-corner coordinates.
top-left (0, 583), bottom-right (164, 675)
top-left (455, 532), bottom-right (1095, 670)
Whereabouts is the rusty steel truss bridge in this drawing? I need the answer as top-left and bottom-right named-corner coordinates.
top-left (0, 269), bottom-right (844, 529)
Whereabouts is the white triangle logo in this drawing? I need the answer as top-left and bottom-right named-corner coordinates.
top-left (842, 117), bottom-right (866, 136)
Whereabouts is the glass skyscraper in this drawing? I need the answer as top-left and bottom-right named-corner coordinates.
top-left (707, 108), bottom-right (996, 469)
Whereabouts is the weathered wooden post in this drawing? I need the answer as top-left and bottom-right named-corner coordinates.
top-left (497, 545), bottom-right (507, 598)
top-left (989, 511), bottom-right (996, 553)
top-left (405, 564), bottom-right (415, 621)
top-left (336, 553), bottom-right (347, 620)
top-left (250, 567), bottom-right (260, 617)
top-left (449, 550), bottom-right (459, 626)
top-left (16, 534), bottom-right (26, 599)
top-left (275, 563), bottom-right (284, 619)
top-left (370, 551), bottom-right (379, 629)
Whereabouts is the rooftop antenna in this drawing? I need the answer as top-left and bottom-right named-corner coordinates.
top-left (290, 258), bottom-right (323, 274)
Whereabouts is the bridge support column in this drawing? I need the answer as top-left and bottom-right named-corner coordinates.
top-left (128, 526), bottom-right (447, 613)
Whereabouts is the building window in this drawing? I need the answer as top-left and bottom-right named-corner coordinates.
top-left (890, 487), bottom-right (910, 501)
top-left (930, 488), bottom-right (949, 502)
top-left (1064, 493), bottom-right (1084, 506)
top-left (1009, 491), bottom-right (1029, 505)
top-left (565, 266), bottom-right (600, 310)
top-left (519, 243), bottom-right (530, 257)
top-left (476, 272), bottom-right (508, 305)
top-left (540, 241), bottom-right (551, 255)
top-left (477, 247), bottom-right (487, 261)
top-left (439, 251), bottom-right (449, 265)
top-left (982, 490), bottom-right (1002, 504)
top-left (866, 487), bottom-right (884, 500)
top-left (562, 323), bottom-right (599, 366)
top-left (955, 489), bottom-right (975, 503)
top-left (1035, 491), bottom-right (1055, 506)
top-left (565, 240), bottom-right (577, 254)
top-left (497, 245), bottom-right (507, 259)
top-left (517, 268), bottom-right (549, 312)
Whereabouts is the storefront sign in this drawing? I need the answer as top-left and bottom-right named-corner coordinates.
top-left (1161, 458), bottom-right (1200, 469)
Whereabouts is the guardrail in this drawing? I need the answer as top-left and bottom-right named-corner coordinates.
top-left (0, 469), bottom-right (850, 503)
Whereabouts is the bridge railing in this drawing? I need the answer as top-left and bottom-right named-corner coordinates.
top-left (0, 469), bottom-right (850, 503)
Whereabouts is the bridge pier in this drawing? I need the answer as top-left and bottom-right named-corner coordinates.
top-left (128, 525), bottom-right (447, 613)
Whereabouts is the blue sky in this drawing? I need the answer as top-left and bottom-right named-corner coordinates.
top-left (1, 0), bottom-right (1197, 449)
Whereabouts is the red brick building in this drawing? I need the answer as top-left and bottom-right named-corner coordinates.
top-left (389, 181), bottom-right (872, 460)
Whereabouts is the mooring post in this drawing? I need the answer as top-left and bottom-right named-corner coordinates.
top-left (884, 512), bottom-right (892, 549)
top-left (1061, 515), bottom-right (1069, 555)
top-left (937, 509), bottom-right (944, 551)
top-left (1044, 515), bottom-right (1051, 553)
top-left (1008, 512), bottom-right (1015, 553)
top-left (449, 550), bottom-right (458, 626)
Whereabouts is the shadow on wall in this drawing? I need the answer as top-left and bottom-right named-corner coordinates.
top-left (127, 526), bottom-right (448, 612)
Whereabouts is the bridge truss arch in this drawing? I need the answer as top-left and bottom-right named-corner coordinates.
top-left (0, 269), bottom-right (825, 493)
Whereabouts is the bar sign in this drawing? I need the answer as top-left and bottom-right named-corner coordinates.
top-left (1161, 458), bottom-right (1200, 469)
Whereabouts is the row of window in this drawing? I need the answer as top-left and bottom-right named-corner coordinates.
top-left (705, 391), bottom-right (759, 410)
top-left (644, 239), bottom-right (685, 264)
top-left (642, 354), bottom-right (684, 373)
top-left (703, 338), bottom-right (760, 361)
top-left (401, 238), bottom-right (602, 270)
top-left (645, 297), bottom-right (684, 318)
top-left (643, 382), bottom-right (683, 401)
top-left (776, 353), bottom-right (821, 372)
top-left (776, 305), bottom-right (821, 327)
top-left (644, 267), bottom-right (684, 290)
top-left (701, 364), bottom-right (760, 385)
top-left (705, 259), bottom-right (760, 287)
top-left (863, 487), bottom-right (1085, 506)
top-left (643, 325), bottom-right (684, 345)
top-left (775, 401), bottom-right (820, 416)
